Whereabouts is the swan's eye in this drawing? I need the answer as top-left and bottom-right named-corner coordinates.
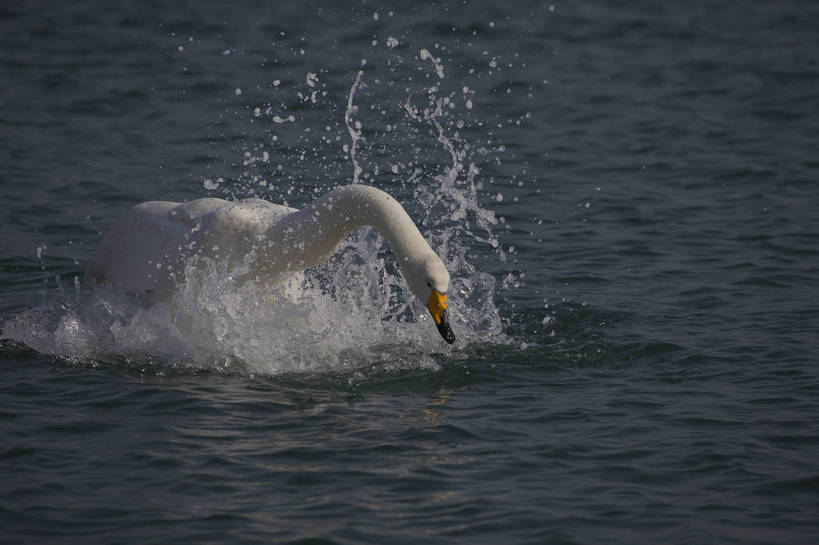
top-left (426, 282), bottom-right (432, 287)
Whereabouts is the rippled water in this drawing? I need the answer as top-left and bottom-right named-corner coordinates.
top-left (2, 1), bottom-right (818, 543)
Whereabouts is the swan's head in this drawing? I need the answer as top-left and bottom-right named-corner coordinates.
top-left (404, 252), bottom-right (455, 344)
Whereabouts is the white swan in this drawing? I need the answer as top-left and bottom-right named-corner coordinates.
top-left (85, 185), bottom-right (456, 343)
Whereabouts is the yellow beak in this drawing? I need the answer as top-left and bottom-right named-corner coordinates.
top-left (426, 288), bottom-right (455, 344)
top-left (426, 289), bottom-right (447, 325)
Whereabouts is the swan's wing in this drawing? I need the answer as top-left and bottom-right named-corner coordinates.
top-left (237, 198), bottom-right (298, 219)
top-left (85, 198), bottom-right (300, 296)
top-left (84, 201), bottom-right (197, 295)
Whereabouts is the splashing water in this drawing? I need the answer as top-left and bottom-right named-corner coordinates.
top-left (2, 48), bottom-right (508, 376)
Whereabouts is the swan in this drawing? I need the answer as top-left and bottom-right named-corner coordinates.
top-left (84, 184), bottom-right (456, 343)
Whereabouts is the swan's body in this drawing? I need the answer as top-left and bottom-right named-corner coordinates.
top-left (85, 185), bottom-right (455, 343)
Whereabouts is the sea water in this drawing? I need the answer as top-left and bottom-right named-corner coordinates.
top-left (1, 2), bottom-right (818, 544)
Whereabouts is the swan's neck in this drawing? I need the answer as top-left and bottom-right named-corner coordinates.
top-left (254, 185), bottom-right (433, 280)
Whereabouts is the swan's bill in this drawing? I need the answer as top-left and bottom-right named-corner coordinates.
top-left (427, 289), bottom-right (456, 344)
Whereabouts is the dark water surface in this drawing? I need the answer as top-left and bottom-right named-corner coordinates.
top-left (2, 1), bottom-right (818, 544)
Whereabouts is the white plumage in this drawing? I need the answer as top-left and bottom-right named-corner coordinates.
top-left (85, 185), bottom-right (456, 343)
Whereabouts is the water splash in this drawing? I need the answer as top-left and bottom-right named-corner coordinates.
top-left (2, 47), bottom-right (509, 376)
top-left (3, 249), bottom-right (485, 375)
top-left (344, 69), bottom-right (364, 185)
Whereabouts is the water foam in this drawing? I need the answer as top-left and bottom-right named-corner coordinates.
top-left (3, 231), bottom-right (501, 375)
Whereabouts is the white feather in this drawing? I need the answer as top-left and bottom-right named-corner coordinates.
top-left (85, 185), bottom-right (451, 309)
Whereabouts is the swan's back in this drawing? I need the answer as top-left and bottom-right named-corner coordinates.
top-left (85, 197), bottom-right (298, 296)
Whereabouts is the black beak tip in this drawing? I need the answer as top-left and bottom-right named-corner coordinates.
top-left (436, 311), bottom-right (456, 344)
